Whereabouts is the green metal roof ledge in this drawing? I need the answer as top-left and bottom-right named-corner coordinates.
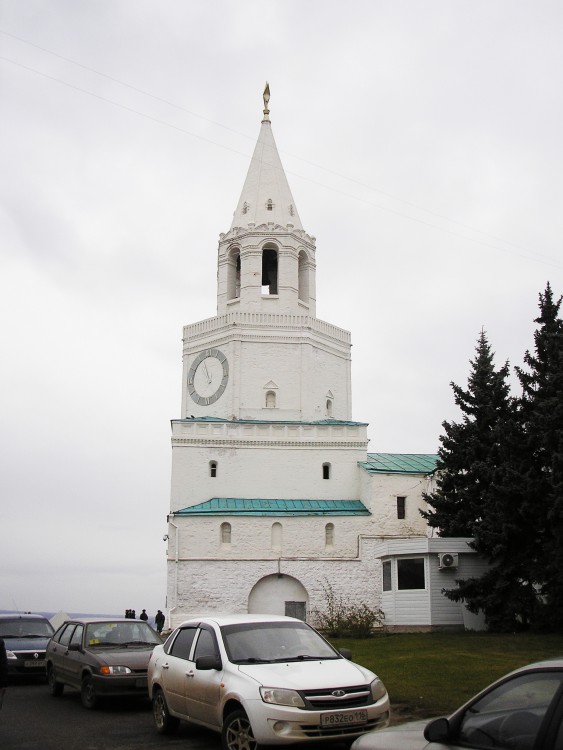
top-left (174, 417), bottom-right (368, 426)
top-left (173, 498), bottom-right (371, 516)
top-left (359, 453), bottom-right (439, 474)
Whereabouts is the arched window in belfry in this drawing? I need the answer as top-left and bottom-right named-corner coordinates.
top-left (323, 463), bottom-right (331, 480)
top-left (209, 461), bottom-right (218, 478)
top-left (227, 248), bottom-right (241, 300)
top-left (262, 245), bottom-right (278, 295)
top-left (266, 390), bottom-right (276, 408)
top-left (325, 523), bottom-right (335, 548)
top-left (271, 522), bottom-right (282, 550)
top-left (298, 249), bottom-right (309, 303)
top-left (220, 522), bottom-right (231, 545)
top-left (326, 398), bottom-right (333, 417)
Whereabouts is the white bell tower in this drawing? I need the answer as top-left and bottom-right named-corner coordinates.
top-left (167, 87), bottom-right (371, 623)
top-left (180, 86), bottom-right (353, 423)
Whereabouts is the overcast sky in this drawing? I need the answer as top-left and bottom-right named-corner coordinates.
top-left (1, 1), bottom-right (561, 617)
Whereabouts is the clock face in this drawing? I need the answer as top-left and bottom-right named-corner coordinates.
top-left (187, 348), bottom-right (229, 405)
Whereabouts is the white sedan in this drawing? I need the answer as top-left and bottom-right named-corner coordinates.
top-left (148, 613), bottom-right (390, 749)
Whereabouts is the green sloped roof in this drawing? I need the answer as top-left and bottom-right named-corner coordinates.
top-left (173, 417), bottom-right (368, 426)
top-left (359, 453), bottom-right (439, 475)
top-left (173, 498), bottom-right (370, 516)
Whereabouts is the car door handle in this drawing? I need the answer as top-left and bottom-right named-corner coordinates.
top-left (186, 670), bottom-right (195, 678)
top-left (162, 663), bottom-right (169, 669)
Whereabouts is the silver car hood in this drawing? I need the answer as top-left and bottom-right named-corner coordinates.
top-left (351, 718), bottom-right (430, 749)
top-left (237, 658), bottom-right (373, 689)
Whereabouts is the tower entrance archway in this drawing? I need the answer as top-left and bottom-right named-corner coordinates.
top-left (248, 574), bottom-right (309, 621)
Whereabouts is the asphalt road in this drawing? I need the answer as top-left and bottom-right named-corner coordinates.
top-left (0, 680), bottom-right (355, 750)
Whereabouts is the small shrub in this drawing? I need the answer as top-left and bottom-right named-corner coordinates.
top-left (312, 579), bottom-right (384, 638)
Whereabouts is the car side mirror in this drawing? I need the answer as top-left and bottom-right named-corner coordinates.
top-left (424, 717), bottom-right (451, 742)
top-left (68, 643), bottom-right (82, 652)
top-left (339, 648), bottom-right (352, 660)
top-left (196, 655), bottom-right (222, 671)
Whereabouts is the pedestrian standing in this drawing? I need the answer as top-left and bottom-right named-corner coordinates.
top-left (139, 609), bottom-right (148, 622)
top-left (155, 610), bottom-right (165, 634)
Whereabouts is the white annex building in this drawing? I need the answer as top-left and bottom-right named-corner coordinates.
top-left (165, 88), bottom-right (487, 631)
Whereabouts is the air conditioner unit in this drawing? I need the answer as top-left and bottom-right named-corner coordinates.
top-left (438, 553), bottom-right (459, 569)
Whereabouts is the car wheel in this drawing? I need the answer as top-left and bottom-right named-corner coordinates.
top-left (81, 675), bottom-right (98, 709)
top-left (222, 710), bottom-right (260, 750)
top-left (152, 689), bottom-right (180, 735)
top-left (47, 666), bottom-right (64, 696)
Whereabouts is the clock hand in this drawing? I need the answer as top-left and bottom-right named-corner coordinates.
top-left (203, 361), bottom-right (211, 383)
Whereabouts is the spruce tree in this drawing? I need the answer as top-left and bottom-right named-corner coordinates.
top-left (431, 284), bottom-right (563, 631)
top-left (422, 330), bottom-right (512, 537)
top-left (515, 283), bottom-right (563, 627)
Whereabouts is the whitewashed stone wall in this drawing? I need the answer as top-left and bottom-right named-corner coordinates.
top-left (167, 514), bottom-right (366, 559)
top-left (167, 554), bottom-right (383, 629)
top-left (361, 472), bottom-right (432, 537)
top-left (180, 312), bottom-right (352, 422)
top-left (170, 421), bottom-right (368, 511)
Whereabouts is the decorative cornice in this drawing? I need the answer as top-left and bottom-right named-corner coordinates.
top-left (219, 225), bottom-right (315, 245)
top-left (183, 312), bottom-right (351, 345)
top-left (171, 438), bottom-right (368, 449)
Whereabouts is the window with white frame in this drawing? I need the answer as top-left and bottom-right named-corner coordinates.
top-left (382, 560), bottom-right (392, 591)
top-left (397, 558), bottom-right (425, 590)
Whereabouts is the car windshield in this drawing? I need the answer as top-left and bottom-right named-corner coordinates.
top-left (221, 621), bottom-right (340, 664)
top-left (0, 618), bottom-right (54, 638)
top-left (85, 621), bottom-right (161, 648)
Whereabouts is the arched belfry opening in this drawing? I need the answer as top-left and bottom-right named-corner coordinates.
top-left (227, 248), bottom-right (241, 300)
top-left (261, 245), bottom-right (278, 295)
top-left (298, 249), bottom-right (309, 304)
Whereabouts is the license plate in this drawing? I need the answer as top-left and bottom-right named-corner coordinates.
top-left (135, 677), bottom-right (147, 689)
top-left (24, 660), bottom-right (46, 668)
top-left (320, 709), bottom-right (368, 727)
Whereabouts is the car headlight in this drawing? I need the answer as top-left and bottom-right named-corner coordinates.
top-left (99, 665), bottom-right (132, 675)
top-left (370, 677), bottom-right (387, 702)
top-left (260, 686), bottom-right (305, 708)
top-left (5, 650), bottom-right (17, 660)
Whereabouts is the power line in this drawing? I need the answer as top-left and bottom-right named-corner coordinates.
top-left (2, 27), bottom-right (557, 267)
top-left (1, 40), bottom-right (561, 271)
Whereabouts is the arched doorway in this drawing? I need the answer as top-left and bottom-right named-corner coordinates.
top-left (248, 574), bottom-right (309, 621)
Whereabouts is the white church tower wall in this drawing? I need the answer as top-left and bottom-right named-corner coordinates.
top-left (165, 86), bottom-right (441, 629)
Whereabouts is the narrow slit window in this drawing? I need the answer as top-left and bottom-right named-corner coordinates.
top-left (325, 523), bottom-right (334, 548)
top-left (322, 463), bottom-right (331, 480)
top-left (397, 496), bottom-right (406, 519)
top-left (210, 461), bottom-right (218, 478)
top-left (271, 522), bottom-right (282, 549)
top-left (220, 522), bottom-right (231, 545)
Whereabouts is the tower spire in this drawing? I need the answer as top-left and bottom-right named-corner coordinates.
top-left (230, 83), bottom-right (303, 230)
top-left (262, 82), bottom-right (270, 121)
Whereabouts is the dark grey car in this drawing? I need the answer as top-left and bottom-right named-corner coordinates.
top-left (46, 617), bottom-right (162, 708)
top-left (0, 613), bottom-right (55, 676)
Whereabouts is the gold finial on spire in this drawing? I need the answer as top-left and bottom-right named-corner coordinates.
top-left (262, 82), bottom-right (271, 121)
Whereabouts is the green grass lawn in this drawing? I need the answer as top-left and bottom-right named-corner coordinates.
top-left (331, 632), bottom-right (563, 717)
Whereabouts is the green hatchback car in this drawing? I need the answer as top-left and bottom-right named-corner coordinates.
top-left (46, 617), bottom-right (162, 708)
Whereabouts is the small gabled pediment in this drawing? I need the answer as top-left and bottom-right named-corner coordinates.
top-left (264, 380), bottom-right (279, 390)
top-left (326, 390), bottom-right (334, 399)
